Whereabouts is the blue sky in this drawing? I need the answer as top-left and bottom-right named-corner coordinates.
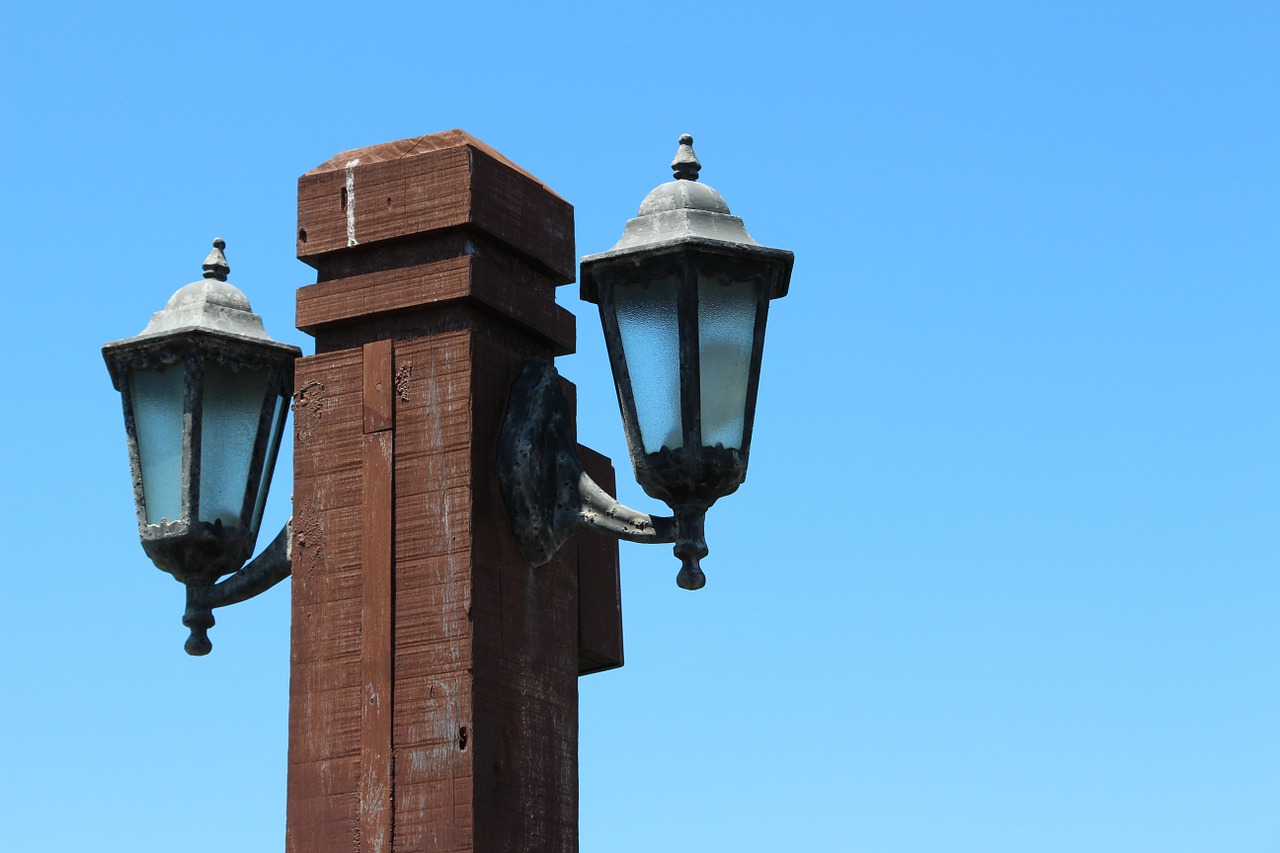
top-left (3, 2), bottom-right (1279, 851)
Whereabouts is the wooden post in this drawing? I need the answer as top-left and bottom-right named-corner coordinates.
top-left (286, 130), bottom-right (620, 852)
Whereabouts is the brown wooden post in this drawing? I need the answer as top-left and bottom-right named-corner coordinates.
top-left (286, 130), bottom-right (620, 852)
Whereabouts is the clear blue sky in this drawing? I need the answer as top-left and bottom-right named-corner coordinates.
top-left (3, 2), bottom-right (1279, 851)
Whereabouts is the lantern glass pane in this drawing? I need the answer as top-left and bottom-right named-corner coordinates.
top-left (199, 363), bottom-right (270, 527)
top-left (697, 275), bottom-right (760, 449)
top-left (250, 392), bottom-right (287, 535)
top-left (131, 365), bottom-right (187, 525)
top-left (614, 275), bottom-right (683, 453)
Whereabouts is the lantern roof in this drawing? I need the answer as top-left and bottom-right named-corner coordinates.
top-left (581, 135), bottom-right (794, 303)
top-left (102, 238), bottom-right (301, 390)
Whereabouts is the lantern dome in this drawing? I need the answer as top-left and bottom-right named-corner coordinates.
top-left (639, 178), bottom-right (730, 216)
top-left (605, 176), bottom-right (763, 255)
top-left (147, 280), bottom-right (254, 333)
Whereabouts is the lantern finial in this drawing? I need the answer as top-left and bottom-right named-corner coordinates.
top-left (671, 134), bottom-right (700, 182)
top-left (202, 238), bottom-right (230, 282)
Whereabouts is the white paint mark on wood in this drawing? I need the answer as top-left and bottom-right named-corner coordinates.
top-left (345, 158), bottom-right (360, 247)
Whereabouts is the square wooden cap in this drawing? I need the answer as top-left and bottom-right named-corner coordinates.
top-left (297, 130), bottom-right (575, 284)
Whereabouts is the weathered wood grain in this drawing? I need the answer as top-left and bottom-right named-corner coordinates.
top-left (288, 348), bottom-right (365, 853)
top-left (469, 333), bottom-right (579, 851)
top-left (360, 341), bottom-right (395, 853)
top-left (297, 129), bottom-right (575, 283)
top-left (577, 447), bottom-right (625, 675)
top-left (388, 332), bottom-right (478, 852)
top-left (297, 253), bottom-right (575, 356)
top-left (363, 340), bottom-right (395, 434)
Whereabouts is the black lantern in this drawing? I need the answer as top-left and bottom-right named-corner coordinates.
top-left (103, 239), bottom-right (301, 653)
top-left (580, 135), bottom-right (793, 588)
top-left (499, 135), bottom-right (792, 590)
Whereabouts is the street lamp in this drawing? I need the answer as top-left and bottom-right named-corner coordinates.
top-left (106, 135), bottom-right (791, 652)
top-left (102, 239), bottom-right (301, 654)
top-left (100, 129), bottom-right (795, 850)
top-left (499, 135), bottom-right (793, 589)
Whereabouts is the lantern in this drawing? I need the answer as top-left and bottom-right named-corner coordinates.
top-left (580, 136), bottom-right (793, 588)
top-left (103, 239), bottom-right (300, 651)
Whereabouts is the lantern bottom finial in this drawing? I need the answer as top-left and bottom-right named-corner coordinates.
top-left (183, 586), bottom-right (215, 656)
top-left (673, 505), bottom-right (708, 590)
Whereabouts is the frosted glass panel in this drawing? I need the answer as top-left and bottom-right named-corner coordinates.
top-left (614, 276), bottom-right (682, 452)
top-left (131, 366), bottom-right (188, 525)
top-left (250, 393), bottom-right (286, 535)
top-left (697, 275), bottom-right (759, 449)
top-left (200, 364), bottom-right (269, 527)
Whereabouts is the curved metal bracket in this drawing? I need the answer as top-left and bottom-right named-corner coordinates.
top-left (498, 359), bottom-right (708, 589)
top-left (181, 519), bottom-right (293, 655)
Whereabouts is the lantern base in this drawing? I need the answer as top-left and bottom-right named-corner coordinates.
top-left (634, 444), bottom-right (747, 510)
top-left (141, 519), bottom-right (254, 587)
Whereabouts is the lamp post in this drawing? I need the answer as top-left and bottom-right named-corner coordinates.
top-left (104, 131), bottom-right (791, 850)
